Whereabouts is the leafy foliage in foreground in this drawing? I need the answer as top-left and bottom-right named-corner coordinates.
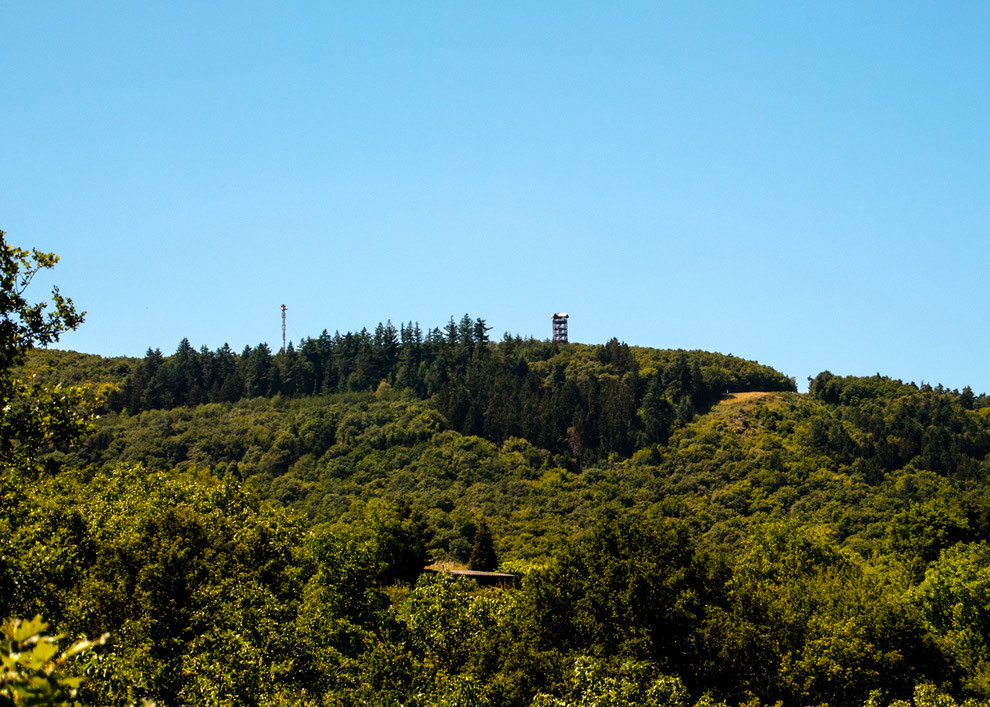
top-left (11, 463), bottom-right (984, 706)
top-left (5, 456), bottom-right (990, 704)
top-left (0, 232), bottom-right (94, 473)
top-left (0, 615), bottom-right (106, 706)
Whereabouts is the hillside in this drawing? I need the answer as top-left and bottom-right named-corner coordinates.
top-left (37, 334), bottom-right (799, 561)
top-left (11, 330), bottom-right (990, 706)
top-left (21, 348), bottom-right (137, 386)
top-left (39, 340), bottom-right (990, 566)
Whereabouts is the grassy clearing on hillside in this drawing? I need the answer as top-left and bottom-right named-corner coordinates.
top-left (719, 391), bottom-right (776, 405)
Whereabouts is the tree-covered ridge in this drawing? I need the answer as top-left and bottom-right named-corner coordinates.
top-left (58, 375), bottom-right (990, 573)
top-left (640, 387), bottom-right (990, 562)
top-left (20, 349), bottom-right (136, 388)
top-left (33, 318), bottom-right (795, 463)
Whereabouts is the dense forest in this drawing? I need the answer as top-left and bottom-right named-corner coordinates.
top-left (5, 230), bottom-right (990, 706)
top-left (81, 316), bottom-right (795, 461)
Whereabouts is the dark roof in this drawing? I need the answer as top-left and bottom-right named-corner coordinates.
top-left (429, 569), bottom-right (514, 580)
top-left (423, 567), bottom-right (516, 587)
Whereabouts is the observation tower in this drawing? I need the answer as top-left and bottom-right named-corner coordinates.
top-left (552, 313), bottom-right (569, 344)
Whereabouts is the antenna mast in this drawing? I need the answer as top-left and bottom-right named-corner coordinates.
top-left (281, 304), bottom-right (287, 352)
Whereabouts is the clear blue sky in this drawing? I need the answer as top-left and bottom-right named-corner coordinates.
top-left (3, 2), bottom-right (989, 392)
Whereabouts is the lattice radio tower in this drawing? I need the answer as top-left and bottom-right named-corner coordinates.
top-left (552, 312), bottom-right (569, 343)
top-left (281, 304), bottom-right (287, 353)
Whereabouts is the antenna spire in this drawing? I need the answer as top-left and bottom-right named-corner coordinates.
top-left (281, 304), bottom-right (287, 352)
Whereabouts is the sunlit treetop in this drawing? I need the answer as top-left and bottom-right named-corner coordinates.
top-left (0, 230), bottom-right (84, 374)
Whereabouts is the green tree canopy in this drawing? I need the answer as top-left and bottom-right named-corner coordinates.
top-left (0, 230), bottom-right (92, 471)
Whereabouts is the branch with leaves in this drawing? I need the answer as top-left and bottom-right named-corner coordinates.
top-left (0, 615), bottom-right (107, 706)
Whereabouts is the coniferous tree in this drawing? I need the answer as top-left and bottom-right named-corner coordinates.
top-left (642, 373), bottom-right (675, 445)
top-left (468, 517), bottom-right (498, 571)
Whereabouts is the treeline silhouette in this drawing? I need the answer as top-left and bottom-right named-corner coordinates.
top-left (106, 315), bottom-right (796, 460)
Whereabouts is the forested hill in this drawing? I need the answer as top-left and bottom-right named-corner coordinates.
top-left (29, 315), bottom-right (796, 461)
top-left (13, 316), bottom-right (990, 705)
top-left (27, 320), bottom-right (990, 563)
